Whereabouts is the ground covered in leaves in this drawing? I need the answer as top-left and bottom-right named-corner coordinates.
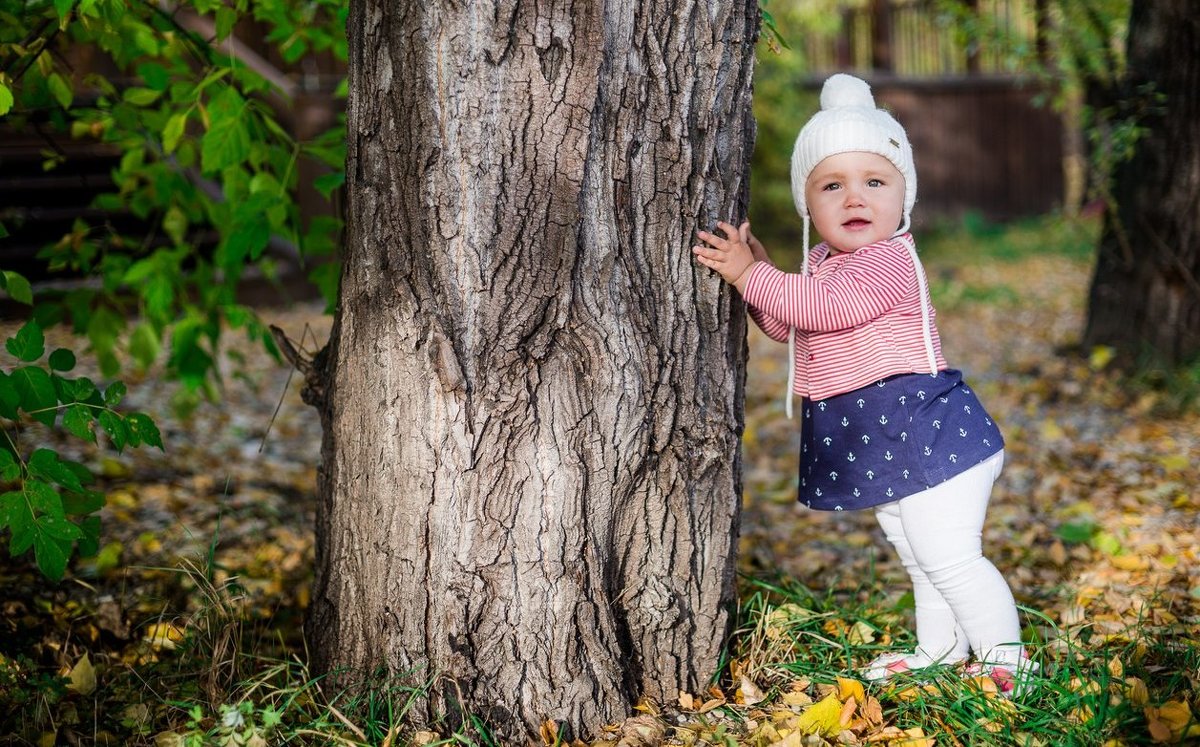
top-left (1, 215), bottom-right (1198, 745)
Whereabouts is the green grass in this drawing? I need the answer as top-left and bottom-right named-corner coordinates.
top-left (732, 574), bottom-right (1198, 746)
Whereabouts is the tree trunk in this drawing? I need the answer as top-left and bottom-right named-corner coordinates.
top-left (1083, 1), bottom-right (1200, 365)
top-left (305, 0), bottom-right (757, 740)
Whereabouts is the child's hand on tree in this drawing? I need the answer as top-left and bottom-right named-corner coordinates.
top-left (692, 221), bottom-right (761, 292)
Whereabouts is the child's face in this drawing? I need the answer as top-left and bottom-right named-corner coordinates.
top-left (805, 151), bottom-right (905, 254)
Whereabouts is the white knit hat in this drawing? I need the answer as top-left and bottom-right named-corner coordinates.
top-left (790, 74), bottom-right (916, 273)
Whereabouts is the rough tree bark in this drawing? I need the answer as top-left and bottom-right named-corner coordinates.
top-left (1083, 0), bottom-right (1200, 365)
top-left (303, 0), bottom-right (757, 740)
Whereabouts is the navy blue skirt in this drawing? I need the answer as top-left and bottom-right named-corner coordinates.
top-left (798, 370), bottom-right (1004, 511)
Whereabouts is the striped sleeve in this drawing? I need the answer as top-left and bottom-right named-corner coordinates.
top-left (745, 289), bottom-right (790, 342)
top-left (741, 242), bottom-right (914, 333)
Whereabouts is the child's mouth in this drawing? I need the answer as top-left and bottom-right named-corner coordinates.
top-left (843, 218), bottom-right (871, 230)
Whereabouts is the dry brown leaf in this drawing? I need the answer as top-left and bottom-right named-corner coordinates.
top-left (677, 691), bottom-right (694, 711)
top-left (615, 715), bottom-right (665, 747)
top-left (739, 675), bottom-right (765, 706)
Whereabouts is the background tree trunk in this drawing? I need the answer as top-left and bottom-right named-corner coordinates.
top-left (1083, 1), bottom-right (1200, 365)
top-left (305, 0), bottom-right (758, 740)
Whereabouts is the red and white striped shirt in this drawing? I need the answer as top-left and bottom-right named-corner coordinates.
top-left (743, 234), bottom-right (946, 403)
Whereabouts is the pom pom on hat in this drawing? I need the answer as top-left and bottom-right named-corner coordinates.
top-left (819, 73), bottom-right (875, 110)
top-left (789, 74), bottom-right (917, 272)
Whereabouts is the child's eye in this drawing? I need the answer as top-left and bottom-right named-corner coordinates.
top-left (822, 182), bottom-right (841, 191)
top-left (867, 178), bottom-right (884, 187)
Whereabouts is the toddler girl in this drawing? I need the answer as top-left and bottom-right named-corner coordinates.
top-left (692, 74), bottom-right (1034, 692)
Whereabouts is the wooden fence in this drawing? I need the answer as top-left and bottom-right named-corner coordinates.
top-left (797, 0), bottom-right (1067, 222)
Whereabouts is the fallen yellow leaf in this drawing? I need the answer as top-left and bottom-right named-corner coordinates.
top-left (143, 622), bottom-right (185, 651)
top-left (795, 694), bottom-right (844, 738)
top-left (67, 652), bottom-right (96, 696)
top-left (836, 677), bottom-right (865, 704)
top-left (1110, 555), bottom-right (1149, 571)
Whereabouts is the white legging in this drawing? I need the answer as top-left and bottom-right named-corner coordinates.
top-left (874, 451), bottom-right (1024, 666)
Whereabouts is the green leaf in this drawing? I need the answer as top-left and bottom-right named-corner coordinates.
top-left (62, 489), bottom-right (104, 516)
top-left (53, 0), bottom-right (74, 19)
top-left (6, 320), bottom-right (45, 362)
top-left (33, 531), bottom-right (72, 581)
top-left (162, 112), bottom-right (188, 154)
top-left (122, 87), bottom-right (162, 106)
top-left (313, 171), bottom-right (345, 199)
top-left (126, 413), bottom-right (163, 450)
top-left (25, 479), bottom-right (64, 519)
top-left (0, 83), bottom-right (13, 116)
top-left (63, 404), bottom-right (96, 443)
top-left (1056, 520), bottom-right (1097, 544)
top-left (48, 348), bottom-right (76, 372)
top-left (0, 490), bottom-right (31, 544)
top-left (136, 62), bottom-right (169, 91)
top-left (77, 517), bottom-right (102, 559)
top-left (48, 73), bottom-right (73, 109)
top-left (201, 87), bottom-right (251, 173)
top-left (97, 411), bottom-right (128, 452)
top-left (162, 205), bottom-right (188, 245)
top-left (103, 381), bottom-right (126, 407)
top-left (128, 323), bottom-right (161, 370)
top-left (12, 366), bottom-right (57, 427)
top-left (2, 271), bottom-right (33, 304)
top-left (71, 377), bottom-right (99, 405)
top-left (0, 372), bottom-right (18, 419)
top-left (215, 6), bottom-right (238, 40)
top-left (29, 449), bottom-right (84, 493)
top-left (0, 449), bottom-right (19, 482)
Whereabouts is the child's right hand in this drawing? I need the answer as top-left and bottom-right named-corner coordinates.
top-left (693, 221), bottom-right (759, 290)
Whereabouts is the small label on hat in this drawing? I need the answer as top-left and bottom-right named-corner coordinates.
top-left (889, 138), bottom-right (900, 148)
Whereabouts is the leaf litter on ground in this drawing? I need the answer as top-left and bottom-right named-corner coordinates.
top-left (1, 216), bottom-right (1198, 745)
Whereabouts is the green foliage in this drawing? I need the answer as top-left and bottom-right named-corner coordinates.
top-left (0, 0), bottom-right (347, 579)
top-left (0, 319), bottom-right (162, 580)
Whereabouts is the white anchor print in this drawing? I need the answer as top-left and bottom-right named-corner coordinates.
top-left (959, 428), bottom-right (967, 437)
top-left (818, 401), bottom-right (827, 411)
top-left (823, 436), bottom-right (833, 446)
top-left (878, 415), bottom-right (888, 425)
top-left (917, 390), bottom-right (926, 400)
top-left (806, 408), bottom-right (812, 418)
top-left (884, 450), bottom-right (894, 461)
top-left (985, 417), bottom-right (992, 425)
top-left (963, 387), bottom-right (971, 394)
top-left (949, 454), bottom-right (958, 463)
top-left (842, 417), bottom-right (850, 426)
top-left (857, 398), bottom-right (865, 408)
top-left (932, 419), bottom-right (942, 429)
top-left (803, 443), bottom-right (808, 453)
top-left (829, 471), bottom-right (838, 481)
top-left (853, 488), bottom-right (861, 497)
top-left (963, 404), bottom-right (972, 414)
top-left (939, 396), bottom-right (949, 403)
top-left (801, 478), bottom-right (806, 486)
top-left (866, 470), bottom-right (875, 479)
top-left (815, 488), bottom-right (822, 497)
top-left (899, 395), bottom-right (907, 405)
top-left (876, 380), bottom-right (886, 387)
top-left (903, 469), bottom-right (910, 479)
top-left (886, 487), bottom-right (894, 497)
top-left (861, 434), bottom-right (871, 445)
top-left (835, 505), bottom-right (844, 511)
top-left (983, 438), bottom-right (991, 447)
top-left (901, 432), bottom-right (908, 441)
top-left (805, 500), bottom-right (812, 507)
top-left (847, 452), bottom-right (856, 462)
top-left (923, 446), bottom-right (932, 456)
